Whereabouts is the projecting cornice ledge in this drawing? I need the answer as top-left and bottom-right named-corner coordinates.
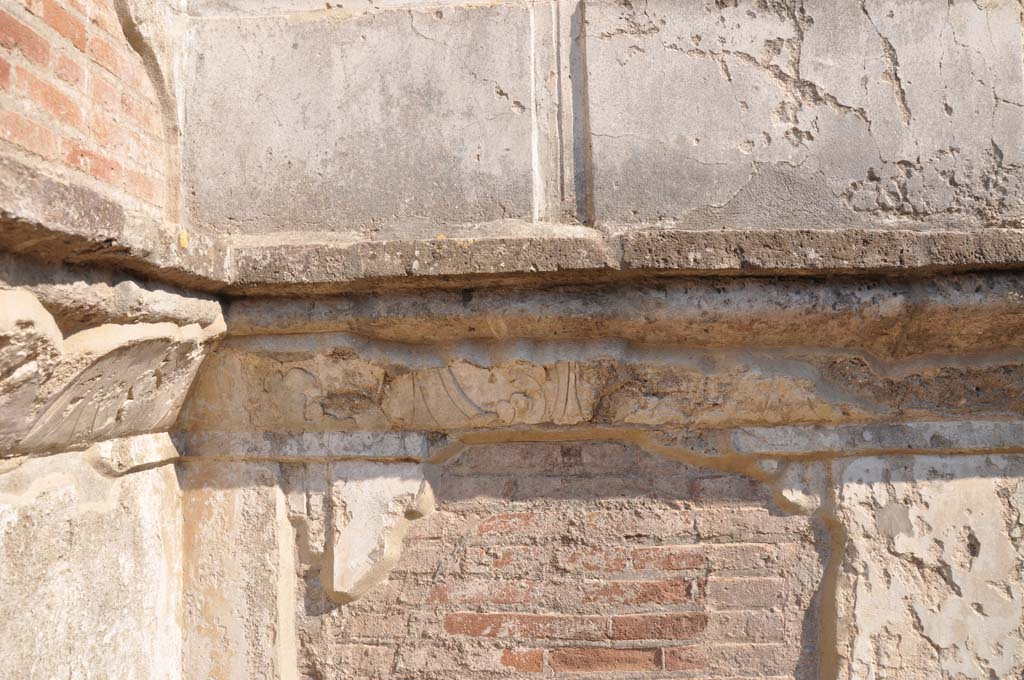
top-left (8, 152), bottom-right (1024, 295)
top-left (225, 224), bottom-right (1024, 295)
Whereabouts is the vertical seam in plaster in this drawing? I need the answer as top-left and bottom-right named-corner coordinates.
top-left (530, 3), bottom-right (542, 222)
top-left (569, 0), bottom-right (595, 225)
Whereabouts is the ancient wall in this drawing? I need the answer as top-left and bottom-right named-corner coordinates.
top-left (0, 436), bottom-right (184, 680)
top-left (0, 0), bottom-right (165, 206)
top-left (295, 442), bottom-right (824, 679)
top-left (6, 270), bottom-right (1024, 679)
top-left (0, 279), bottom-right (222, 679)
top-left (165, 278), bottom-right (1024, 679)
top-left (3, 0), bottom-right (1024, 678)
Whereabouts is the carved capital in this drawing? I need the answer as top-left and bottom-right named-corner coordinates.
top-left (1, 288), bottom-right (224, 457)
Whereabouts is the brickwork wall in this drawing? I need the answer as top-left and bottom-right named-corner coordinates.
top-left (293, 442), bottom-right (826, 679)
top-left (0, 0), bottom-right (164, 209)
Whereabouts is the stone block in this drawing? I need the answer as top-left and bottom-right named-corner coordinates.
top-left (0, 288), bottom-right (224, 457)
top-left (323, 461), bottom-right (434, 603)
top-left (834, 455), bottom-right (1024, 679)
top-left (181, 460), bottom-right (298, 680)
top-left (585, 0), bottom-right (1024, 227)
top-left (183, 6), bottom-right (533, 235)
top-left (0, 444), bottom-right (183, 680)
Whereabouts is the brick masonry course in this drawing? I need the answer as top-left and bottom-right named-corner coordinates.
top-left (290, 441), bottom-right (824, 679)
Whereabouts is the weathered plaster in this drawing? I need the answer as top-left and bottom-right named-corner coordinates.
top-left (835, 455), bottom-right (1024, 679)
top-left (0, 436), bottom-right (184, 680)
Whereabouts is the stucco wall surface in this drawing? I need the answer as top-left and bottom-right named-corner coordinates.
top-left (0, 435), bottom-right (184, 680)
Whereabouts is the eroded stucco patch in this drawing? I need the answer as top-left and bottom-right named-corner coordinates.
top-left (835, 455), bottom-right (1024, 680)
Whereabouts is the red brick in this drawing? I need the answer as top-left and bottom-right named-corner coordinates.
top-left (0, 10), bottom-right (50, 66)
top-left (17, 66), bottom-right (83, 130)
top-left (18, 0), bottom-right (45, 16)
top-left (284, 448), bottom-right (819, 677)
top-left (120, 90), bottom-right (160, 135)
top-left (579, 579), bottom-right (698, 607)
top-left (62, 137), bottom-right (121, 184)
top-left (611, 613), bottom-right (706, 641)
top-left (662, 645), bottom-right (709, 671)
top-left (706, 577), bottom-right (785, 610)
top-left (631, 546), bottom-right (706, 571)
top-left (88, 70), bottom-right (118, 112)
top-left (581, 504), bottom-right (695, 541)
top-left (54, 52), bottom-right (83, 86)
top-left (477, 511), bottom-right (534, 535)
top-left (331, 644), bottom-right (395, 675)
top-left (403, 509), bottom-right (473, 540)
top-left (0, 56), bottom-right (10, 89)
top-left (707, 611), bottom-right (785, 643)
top-left (86, 33), bottom-right (122, 78)
top-left (706, 543), bottom-right (778, 574)
top-left (395, 643), bottom-right (546, 674)
top-left (548, 647), bottom-right (659, 672)
top-left (87, 109), bottom-right (129, 153)
top-left (43, 0), bottom-right (85, 50)
top-left (443, 613), bottom-right (607, 641)
top-left (556, 547), bottom-right (629, 574)
top-left (0, 110), bottom-right (56, 158)
top-left (709, 643), bottom-right (795, 676)
top-left (696, 507), bottom-right (810, 543)
top-left (500, 649), bottom-right (543, 673)
top-left (388, 540), bottom-right (448, 575)
top-left (87, 0), bottom-right (119, 36)
top-left (464, 545), bottom-right (547, 576)
top-left (343, 610), bottom-right (408, 639)
top-left (125, 57), bottom-right (150, 92)
top-left (428, 581), bottom-right (534, 606)
top-left (123, 166), bottom-right (159, 204)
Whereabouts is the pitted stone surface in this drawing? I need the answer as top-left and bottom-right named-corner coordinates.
top-left (835, 455), bottom-right (1024, 680)
top-left (178, 333), bottom-right (1024, 439)
top-left (224, 274), bottom-right (1024, 358)
top-left (587, 0), bottom-right (1024, 228)
top-left (0, 440), bottom-right (183, 680)
top-left (1, 253), bottom-right (222, 333)
top-left (180, 460), bottom-right (297, 680)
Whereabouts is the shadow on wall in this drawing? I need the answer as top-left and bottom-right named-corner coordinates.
top-left (287, 440), bottom-right (829, 679)
top-left (176, 440), bottom-right (1024, 679)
